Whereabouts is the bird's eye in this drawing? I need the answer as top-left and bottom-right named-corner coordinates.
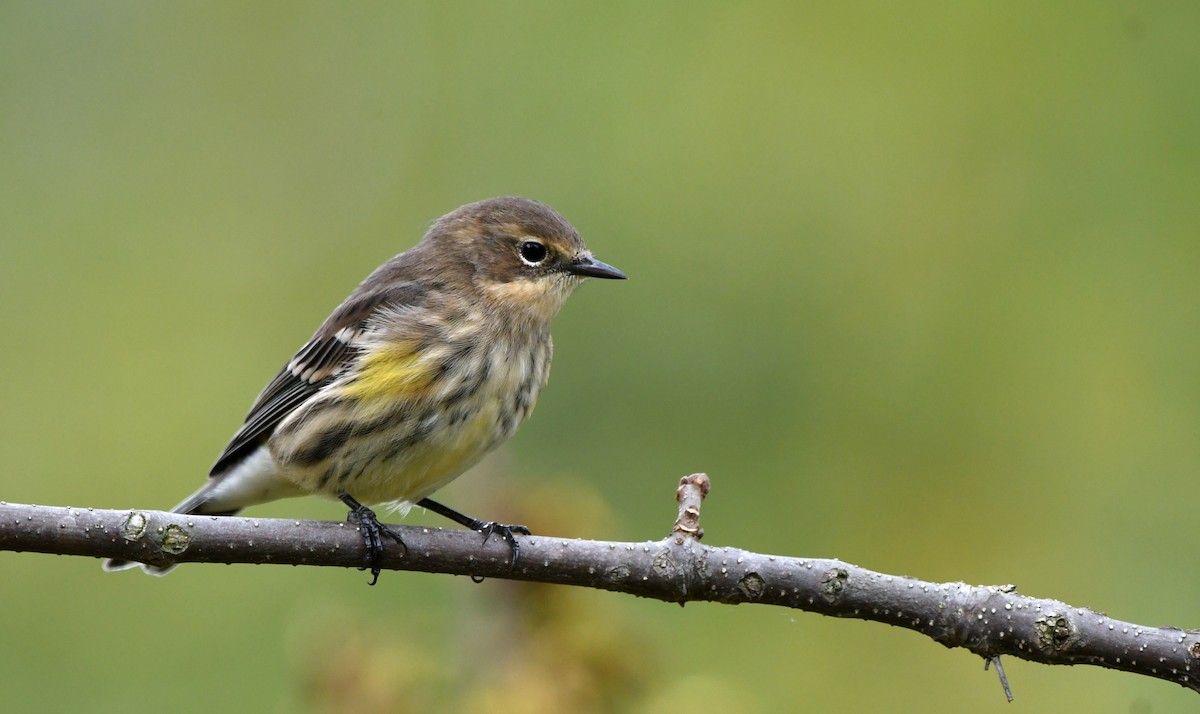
top-left (518, 240), bottom-right (548, 265)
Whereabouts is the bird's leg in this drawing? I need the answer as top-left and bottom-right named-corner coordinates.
top-left (338, 491), bottom-right (405, 585)
top-left (416, 498), bottom-right (530, 566)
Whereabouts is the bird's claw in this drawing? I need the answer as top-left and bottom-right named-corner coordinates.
top-left (478, 521), bottom-right (531, 566)
top-left (345, 502), bottom-right (405, 585)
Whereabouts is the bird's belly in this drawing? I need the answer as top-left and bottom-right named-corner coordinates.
top-left (342, 401), bottom-right (508, 506)
top-left (272, 377), bottom-right (538, 507)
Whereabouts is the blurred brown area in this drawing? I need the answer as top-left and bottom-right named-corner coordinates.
top-left (292, 482), bottom-right (654, 713)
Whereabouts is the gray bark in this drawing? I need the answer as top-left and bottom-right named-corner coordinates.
top-left (2, 474), bottom-right (1197, 697)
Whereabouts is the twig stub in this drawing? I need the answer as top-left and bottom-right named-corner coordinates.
top-left (672, 473), bottom-right (709, 541)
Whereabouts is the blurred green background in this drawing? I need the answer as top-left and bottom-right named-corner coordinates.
top-left (3, 2), bottom-right (1199, 712)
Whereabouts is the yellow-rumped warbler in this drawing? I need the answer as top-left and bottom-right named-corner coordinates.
top-left (104, 197), bottom-right (625, 581)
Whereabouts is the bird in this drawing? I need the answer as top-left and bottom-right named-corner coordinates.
top-left (103, 197), bottom-right (626, 582)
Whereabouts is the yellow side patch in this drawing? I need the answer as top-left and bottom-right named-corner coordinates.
top-left (341, 341), bottom-right (437, 401)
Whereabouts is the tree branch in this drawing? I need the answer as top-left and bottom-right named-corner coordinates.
top-left (2, 474), bottom-right (1198, 696)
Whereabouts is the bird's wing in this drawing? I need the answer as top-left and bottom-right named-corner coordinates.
top-left (208, 281), bottom-right (425, 476)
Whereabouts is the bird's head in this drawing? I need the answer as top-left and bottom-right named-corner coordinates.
top-left (424, 197), bottom-right (626, 324)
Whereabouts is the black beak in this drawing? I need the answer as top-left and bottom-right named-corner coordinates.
top-left (567, 255), bottom-right (627, 280)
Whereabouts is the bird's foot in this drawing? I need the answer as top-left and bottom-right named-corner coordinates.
top-left (477, 521), bottom-right (532, 566)
top-left (339, 492), bottom-right (405, 585)
top-left (416, 497), bottom-right (530, 567)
